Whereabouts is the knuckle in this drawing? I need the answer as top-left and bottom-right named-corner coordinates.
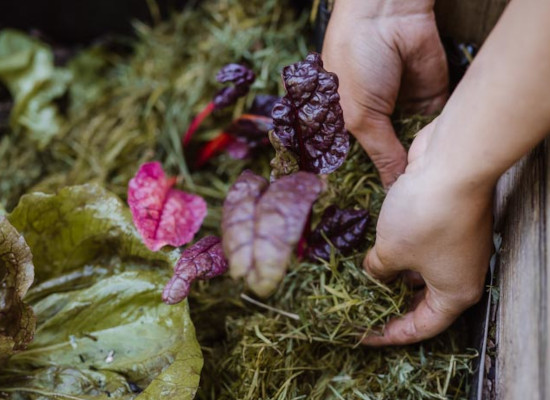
top-left (363, 250), bottom-right (383, 276)
top-left (457, 287), bottom-right (484, 307)
top-left (369, 151), bottom-right (407, 176)
top-left (442, 286), bottom-right (484, 311)
top-left (364, 246), bottom-right (390, 274)
top-left (363, 245), bottom-right (400, 282)
top-left (371, 238), bottom-right (397, 266)
top-left (400, 318), bottom-right (420, 341)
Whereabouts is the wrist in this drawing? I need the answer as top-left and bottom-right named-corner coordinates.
top-left (421, 116), bottom-right (499, 197)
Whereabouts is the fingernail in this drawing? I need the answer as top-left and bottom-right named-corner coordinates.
top-left (359, 327), bottom-right (384, 346)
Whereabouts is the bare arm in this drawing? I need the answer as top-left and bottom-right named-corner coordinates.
top-left (363, 0), bottom-right (550, 345)
top-left (427, 0), bottom-right (550, 189)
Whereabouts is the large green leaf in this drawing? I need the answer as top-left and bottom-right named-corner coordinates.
top-left (0, 29), bottom-right (72, 149)
top-left (0, 216), bottom-right (36, 360)
top-left (8, 184), bottom-right (178, 283)
top-left (0, 185), bottom-right (202, 399)
top-left (2, 271), bottom-right (201, 400)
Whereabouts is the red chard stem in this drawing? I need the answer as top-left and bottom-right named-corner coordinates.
top-left (296, 210), bottom-right (312, 260)
top-left (195, 132), bottom-right (235, 168)
top-left (182, 101), bottom-right (215, 147)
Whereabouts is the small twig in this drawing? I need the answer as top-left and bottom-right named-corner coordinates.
top-left (240, 293), bottom-right (300, 321)
top-left (459, 43), bottom-right (474, 64)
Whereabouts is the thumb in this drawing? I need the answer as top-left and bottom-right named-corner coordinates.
top-left (353, 113), bottom-right (407, 188)
top-left (361, 288), bottom-right (459, 346)
top-left (363, 244), bottom-right (400, 282)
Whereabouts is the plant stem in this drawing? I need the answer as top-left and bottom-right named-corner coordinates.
top-left (240, 293), bottom-right (300, 320)
top-left (182, 101), bottom-right (216, 147)
top-left (195, 132), bottom-right (235, 168)
top-left (296, 210), bottom-right (312, 260)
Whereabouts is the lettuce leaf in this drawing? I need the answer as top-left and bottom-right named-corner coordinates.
top-left (8, 184), bottom-right (178, 283)
top-left (2, 271), bottom-right (201, 400)
top-left (0, 216), bottom-right (36, 361)
top-left (0, 185), bottom-right (202, 399)
top-left (0, 30), bottom-right (71, 149)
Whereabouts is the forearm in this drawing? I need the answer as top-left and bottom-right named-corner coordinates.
top-left (426, 0), bottom-right (550, 190)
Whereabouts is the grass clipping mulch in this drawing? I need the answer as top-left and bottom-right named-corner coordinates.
top-left (0, 0), bottom-right (477, 397)
top-left (192, 134), bottom-right (476, 400)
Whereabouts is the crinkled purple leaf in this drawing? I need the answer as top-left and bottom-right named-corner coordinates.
top-left (306, 206), bottom-right (370, 261)
top-left (249, 94), bottom-right (280, 117)
top-left (222, 95), bottom-right (277, 160)
top-left (225, 114), bottom-right (272, 159)
top-left (227, 114), bottom-right (273, 142)
top-left (270, 52), bottom-right (349, 176)
top-left (0, 215), bottom-right (36, 360)
top-left (222, 170), bottom-right (324, 297)
top-left (128, 162), bottom-right (207, 251)
top-left (213, 64), bottom-right (255, 109)
top-left (163, 236), bottom-right (228, 305)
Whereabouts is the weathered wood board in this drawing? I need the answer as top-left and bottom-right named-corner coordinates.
top-left (494, 141), bottom-right (550, 400)
top-left (435, 0), bottom-right (509, 43)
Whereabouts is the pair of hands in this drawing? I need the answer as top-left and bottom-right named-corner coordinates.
top-left (323, 1), bottom-right (493, 345)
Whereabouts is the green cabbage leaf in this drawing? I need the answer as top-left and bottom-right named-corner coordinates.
top-left (0, 185), bottom-right (202, 399)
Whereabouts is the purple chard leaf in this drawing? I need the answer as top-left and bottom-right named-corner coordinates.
top-left (225, 114), bottom-right (273, 159)
top-left (270, 52), bottom-right (349, 179)
top-left (223, 94), bottom-right (279, 160)
top-left (183, 63), bottom-right (255, 147)
top-left (306, 206), bottom-right (370, 261)
top-left (248, 94), bottom-right (280, 117)
top-left (162, 236), bottom-right (228, 304)
top-left (213, 63), bottom-right (255, 109)
top-left (196, 94), bottom-right (278, 165)
top-left (222, 170), bottom-right (324, 297)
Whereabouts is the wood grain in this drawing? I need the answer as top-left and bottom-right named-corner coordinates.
top-left (494, 141), bottom-right (550, 400)
top-left (435, 0), bottom-right (510, 43)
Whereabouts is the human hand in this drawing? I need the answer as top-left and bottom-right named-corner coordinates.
top-left (322, 0), bottom-right (448, 188)
top-left (362, 120), bottom-right (493, 345)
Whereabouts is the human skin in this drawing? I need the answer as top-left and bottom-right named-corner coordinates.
top-left (324, 0), bottom-right (550, 345)
top-left (322, 0), bottom-right (448, 188)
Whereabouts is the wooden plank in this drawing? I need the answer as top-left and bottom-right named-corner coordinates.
top-left (435, 0), bottom-right (509, 43)
top-left (493, 141), bottom-right (550, 400)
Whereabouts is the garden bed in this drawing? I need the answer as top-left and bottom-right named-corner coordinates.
top-left (0, 1), bottom-right (489, 398)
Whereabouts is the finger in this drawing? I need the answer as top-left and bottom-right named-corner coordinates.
top-left (363, 245), bottom-right (400, 282)
top-left (361, 290), bottom-right (459, 346)
top-left (402, 271), bottom-right (425, 288)
top-left (409, 288), bottom-right (427, 311)
top-left (354, 114), bottom-right (407, 188)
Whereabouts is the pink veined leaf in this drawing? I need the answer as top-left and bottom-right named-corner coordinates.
top-left (162, 236), bottom-right (228, 304)
top-left (222, 170), bottom-right (324, 297)
top-left (128, 161), bottom-right (207, 251)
